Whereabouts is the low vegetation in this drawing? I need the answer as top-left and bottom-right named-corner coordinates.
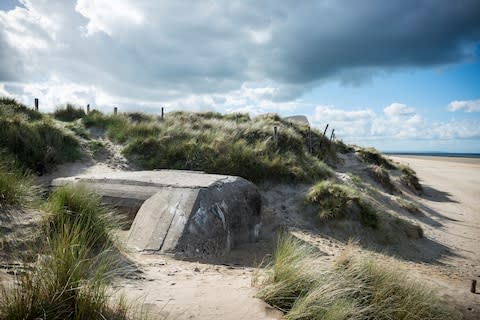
top-left (398, 197), bottom-right (423, 215)
top-left (82, 110), bottom-right (336, 183)
top-left (335, 140), bottom-right (354, 153)
top-left (356, 147), bottom-right (397, 169)
top-left (53, 103), bottom-right (86, 122)
top-left (367, 164), bottom-right (398, 194)
top-left (305, 180), bottom-right (378, 228)
top-left (0, 185), bottom-right (132, 319)
top-left (398, 163), bottom-right (423, 192)
top-left (0, 97), bottom-right (42, 121)
top-left (0, 166), bottom-right (35, 212)
top-left (257, 234), bottom-right (458, 320)
top-left (0, 98), bottom-right (81, 173)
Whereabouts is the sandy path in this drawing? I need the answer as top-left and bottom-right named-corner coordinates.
top-left (389, 156), bottom-right (480, 318)
top-left (116, 245), bottom-right (282, 320)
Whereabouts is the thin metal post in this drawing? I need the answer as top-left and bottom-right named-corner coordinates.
top-left (330, 129), bottom-right (335, 141)
top-left (34, 98), bottom-right (39, 111)
top-left (86, 104), bottom-right (90, 114)
top-left (114, 107), bottom-right (118, 115)
top-left (273, 126), bottom-right (278, 145)
top-left (161, 107), bottom-right (164, 120)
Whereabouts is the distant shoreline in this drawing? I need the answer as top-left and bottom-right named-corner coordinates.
top-left (384, 152), bottom-right (480, 159)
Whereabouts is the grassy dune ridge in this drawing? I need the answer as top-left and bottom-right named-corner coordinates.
top-left (82, 110), bottom-right (337, 182)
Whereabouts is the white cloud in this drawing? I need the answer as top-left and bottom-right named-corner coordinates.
top-left (448, 99), bottom-right (480, 112)
top-left (383, 103), bottom-right (415, 118)
top-left (311, 103), bottom-right (480, 141)
top-left (75, 0), bottom-right (144, 36)
top-left (312, 105), bottom-right (376, 137)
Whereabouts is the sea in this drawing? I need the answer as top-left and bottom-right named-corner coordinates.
top-left (384, 152), bottom-right (480, 159)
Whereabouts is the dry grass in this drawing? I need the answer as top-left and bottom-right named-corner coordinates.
top-left (305, 180), bottom-right (379, 228)
top-left (0, 185), bottom-right (137, 320)
top-left (83, 111), bottom-right (336, 183)
top-left (367, 164), bottom-right (399, 194)
top-left (256, 233), bottom-right (459, 320)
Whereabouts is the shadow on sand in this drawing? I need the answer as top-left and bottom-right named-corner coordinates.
top-left (420, 185), bottom-right (458, 203)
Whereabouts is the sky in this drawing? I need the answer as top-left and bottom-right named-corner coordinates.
top-left (0, 1), bottom-right (479, 152)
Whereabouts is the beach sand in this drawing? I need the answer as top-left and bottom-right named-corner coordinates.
top-left (389, 156), bottom-right (480, 318)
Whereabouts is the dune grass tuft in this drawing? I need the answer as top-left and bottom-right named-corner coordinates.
top-left (257, 233), bottom-right (459, 320)
top-left (367, 164), bottom-right (399, 194)
top-left (356, 147), bottom-right (397, 170)
top-left (0, 97), bottom-right (42, 121)
top-left (0, 115), bottom-right (81, 173)
top-left (398, 163), bottom-right (423, 192)
top-left (0, 184), bottom-right (133, 319)
top-left (53, 103), bottom-right (86, 122)
top-left (0, 165), bottom-right (35, 212)
top-left (306, 180), bottom-right (378, 228)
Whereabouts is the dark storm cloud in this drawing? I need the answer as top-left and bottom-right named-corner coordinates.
top-left (266, 0), bottom-right (480, 83)
top-left (0, 0), bottom-right (479, 102)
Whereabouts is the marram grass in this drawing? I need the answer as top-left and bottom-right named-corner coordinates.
top-left (256, 233), bottom-right (459, 320)
top-left (0, 184), bottom-right (136, 320)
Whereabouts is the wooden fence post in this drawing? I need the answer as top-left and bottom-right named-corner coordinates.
top-left (34, 98), bottom-right (39, 111)
top-left (319, 123), bottom-right (329, 150)
top-left (323, 124), bottom-right (329, 137)
top-left (471, 279), bottom-right (477, 293)
top-left (161, 107), bottom-right (164, 120)
top-left (86, 104), bottom-right (90, 114)
top-left (273, 126), bottom-right (278, 146)
top-left (114, 107), bottom-right (118, 115)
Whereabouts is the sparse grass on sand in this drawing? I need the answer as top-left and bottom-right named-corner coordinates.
top-left (306, 180), bottom-right (378, 228)
top-left (256, 233), bottom-right (459, 320)
top-left (0, 98), bottom-right (81, 173)
top-left (398, 163), bottom-right (423, 192)
top-left (0, 185), bottom-right (135, 320)
top-left (356, 147), bottom-right (397, 170)
top-left (0, 164), bottom-right (36, 212)
top-left (82, 110), bottom-right (336, 183)
top-left (367, 164), bottom-right (399, 194)
top-left (53, 103), bottom-right (86, 122)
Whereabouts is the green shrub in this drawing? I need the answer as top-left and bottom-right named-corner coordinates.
top-left (306, 180), bottom-right (378, 228)
top-left (356, 147), bottom-right (397, 169)
top-left (53, 103), bottom-right (86, 122)
top-left (257, 234), bottom-right (459, 320)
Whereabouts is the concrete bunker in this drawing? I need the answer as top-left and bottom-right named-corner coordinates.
top-left (51, 170), bottom-right (261, 257)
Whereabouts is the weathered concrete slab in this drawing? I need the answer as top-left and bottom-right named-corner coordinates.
top-left (51, 170), bottom-right (261, 257)
top-left (283, 115), bottom-right (310, 126)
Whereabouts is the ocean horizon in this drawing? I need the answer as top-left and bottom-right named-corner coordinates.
top-left (383, 152), bottom-right (480, 158)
